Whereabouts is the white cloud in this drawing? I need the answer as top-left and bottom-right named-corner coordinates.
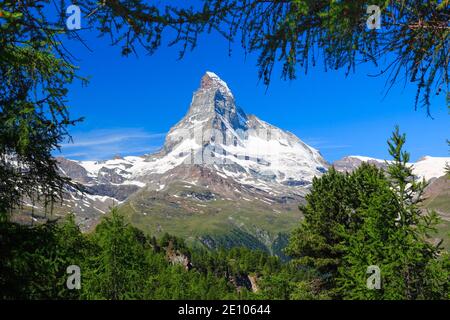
top-left (57, 128), bottom-right (165, 160)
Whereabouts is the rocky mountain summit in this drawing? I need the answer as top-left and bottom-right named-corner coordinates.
top-left (22, 72), bottom-right (448, 254)
top-left (50, 72), bottom-right (328, 235)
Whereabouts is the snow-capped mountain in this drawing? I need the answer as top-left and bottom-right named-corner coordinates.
top-left (412, 156), bottom-right (449, 181)
top-left (68, 72), bottom-right (326, 187)
top-left (22, 71), bottom-right (448, 252)
top-left (333, 155), bottom-right (449, 181)
top-left (52, 73), bottom-right (449, 231)
top-left (66, 72), bottom-right (327, 192)
top-left (52, 72), bottom-right (328, 231)
top-left (136, 72), bottom-right (326, 189)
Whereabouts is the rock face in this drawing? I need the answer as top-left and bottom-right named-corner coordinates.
top-left (56, 157), bottom-right (92, 184)
top-left (332, 156), bottom-right (388, 173)
top-left (167, 250), bottom-right (192, 271)
top-left (248, 274), bottom-right (259, 293)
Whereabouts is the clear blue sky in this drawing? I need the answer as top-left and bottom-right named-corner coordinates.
top-left (58, 23), bottom-right (449, 163)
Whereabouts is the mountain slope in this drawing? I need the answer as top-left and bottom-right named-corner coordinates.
top-left (34, 72), bottom-right (328, 252)
top-left (113, 71), bottom-right (328, 252)
top-left (18, 72), bottom-right (448, 254)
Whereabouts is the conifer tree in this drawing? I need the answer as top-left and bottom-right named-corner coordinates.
top-left (287, 127), bottom-right (449, 299)
top-left (286, 163), bottom-right (388, 296)
top-left (81, 208), bottom-right (148, 299)
top-left (336, 127), bottom-right (448, 299)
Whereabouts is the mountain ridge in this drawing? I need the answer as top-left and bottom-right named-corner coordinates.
top-left (18, 72), bottom-right (449, 253)
top-left (332, 155), bottom-right (449, 181)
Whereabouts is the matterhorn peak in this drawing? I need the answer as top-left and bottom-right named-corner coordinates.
top-left (199, 71), bottom-right (234, 98)
top-left (58, 72), bottom-right (330, 227)
top-left (160, 71), bottom-right (327, 187)
top-left (162, 71), bottom-right (247, 154)
top-left (169, 71), bottom-right (243, 131)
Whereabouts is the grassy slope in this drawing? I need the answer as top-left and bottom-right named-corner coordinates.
top-left (426, 194), bottom-right (450, 213)
top-left (423, 174), bottom-right (450, 251)
top-left (434, 220), bottom-right (450, 252)
top-left (117, 182), bottom-right (302, 254)
top-left (117, 178), bottom-right (450, 254)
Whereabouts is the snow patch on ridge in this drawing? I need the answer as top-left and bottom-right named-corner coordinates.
top-left (345, 155), bottom-right (449, 181)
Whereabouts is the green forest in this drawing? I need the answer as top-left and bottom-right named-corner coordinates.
top-left (1, 129), bottom-right (449, 300)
